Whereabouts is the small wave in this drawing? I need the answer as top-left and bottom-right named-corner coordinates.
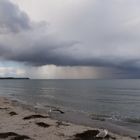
top-left (124, 118), bottom-right (140, 124)
top-left (39, 94), bottom-right (55, 99)
top-left (90, 113), bottom-right (140, 125)
top-left (90, 113), bottom-right (111, 121)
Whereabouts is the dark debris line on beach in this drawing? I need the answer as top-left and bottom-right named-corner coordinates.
top-left (52, 109), bottom-right (65, 114)
top-left (0, 132), bottom-right (31, 140)
top-left (0, 108), bottom-right (9, 110)
top-left (9, 111), bottom-right (18, 116)
top-left (23, 114), bottom-right (48, 120)
top-left (73, 130), bottom-right (99, 140)
top-left (72, 130), bottom-right (116, 140)
top-left (56, 121), bottom-right (70, 127)
top-left (36, 122), bottom-right (50, 128)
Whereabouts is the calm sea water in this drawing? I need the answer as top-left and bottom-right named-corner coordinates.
top-left (0, 79), bottom-right (140, 131)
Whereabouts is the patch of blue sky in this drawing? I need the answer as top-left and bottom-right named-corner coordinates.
top-left (0, 61), bottom-right (24, 68)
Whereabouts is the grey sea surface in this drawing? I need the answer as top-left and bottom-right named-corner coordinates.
top-left (0, 79), bottom-right (140, 134)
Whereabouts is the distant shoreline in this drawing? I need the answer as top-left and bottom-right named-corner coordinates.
top-left (0, 77), bottom-right (30, 80)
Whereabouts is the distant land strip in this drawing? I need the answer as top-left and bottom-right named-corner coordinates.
top-left (0, 77), bottom-right (30, 80)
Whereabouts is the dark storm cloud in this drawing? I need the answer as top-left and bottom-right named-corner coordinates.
top-left (0, 0), bottom-right (31, 33)
top-left (1, 0), bottom-right (140, 78)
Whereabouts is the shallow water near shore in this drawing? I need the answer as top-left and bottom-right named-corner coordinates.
top-left (0, 79), bottom-right (140, 134)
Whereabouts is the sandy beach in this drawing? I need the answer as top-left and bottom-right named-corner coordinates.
top-left (0, 97), bottom-right (138, 140)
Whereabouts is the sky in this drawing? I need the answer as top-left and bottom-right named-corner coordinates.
top-left (0, 0), bottom-right (140, 79)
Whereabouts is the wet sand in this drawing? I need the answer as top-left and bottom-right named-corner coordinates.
top-left (0, 97), bottom-right (138, 140)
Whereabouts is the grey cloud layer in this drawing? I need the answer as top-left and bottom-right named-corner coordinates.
top-left (0, 0), bottom-right (31, 33)
top-left (0, 0), bottom-right (140, 77)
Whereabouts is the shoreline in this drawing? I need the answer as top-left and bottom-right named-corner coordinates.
top-left (0, 96), bottom-right (139, 140)
top-left (10, 96), bottom-right (140, 137)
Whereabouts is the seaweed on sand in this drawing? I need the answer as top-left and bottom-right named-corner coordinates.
top-left (0, 132), bottom-right (31, 140)
top-left (23, 114), bottom-right (48, 120)
top-left (56, 121), bottom-right (70, 127)
top-left (36, 122), bottom-right (50, 128)
top-left (11, 135), bottom-right (31, 140)
top-left (73, 130), bottom-right (115, 140)
top-left (9, 111), bottom-right (18, 116)
top-left (0, 132), bottom-right (19, 138)
top-left (52, 109), bottom-right (65, 114)
top-left (0, 107), bottom-right (9, 110)
top-left (73, 130), bottom-right (99, 140)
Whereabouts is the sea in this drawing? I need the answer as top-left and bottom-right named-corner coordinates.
top-left (0, 79), bottom-right (140, 134)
